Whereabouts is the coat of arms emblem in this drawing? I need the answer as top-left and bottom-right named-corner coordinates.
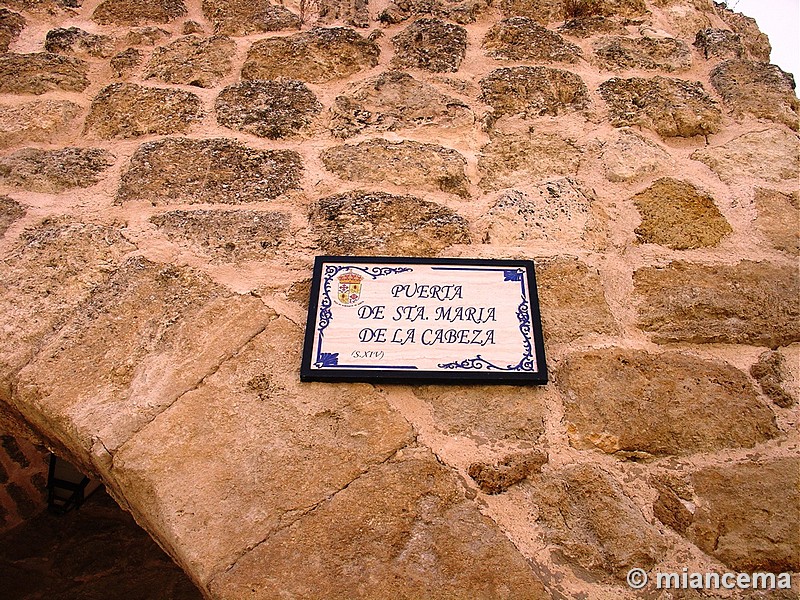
top-left (336, 270), bottom-right (363, 306)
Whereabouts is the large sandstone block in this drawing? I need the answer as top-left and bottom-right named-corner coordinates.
top-left (535, 257), bottom-right (617, 343)
top-left (310, 190), bottom-right (470, 256)
top-left (632, 177), bottom-right (732, 249)
top-left (92, 0), bottom-right (187, 25)
top-left (391, 18), bottom-right (467, 73)
top-left (483, 17), bottom-right (581, 63)
top-left (526, 464), bottom-right (665, 580)
top-left (329, 70), bottom-right (473, 139)
top-left (412, 385), bottom-right (546, 443)
top-left (112, 318), bottom-right (415, 586)
top-left (754, 188), bottom-right (799, 256)
top-left (208, 447), bottom-right (550, 599)
top-left (0, 195), bottom-right (24, 237)
top-left (0, 53), bottom-right (88, 94)
top-left (202, 0), bottom-right (300, 35)
top-left (241, 28), bottom-right (379, 84)
top-left (150, 210), bottom-right (290, 263)
top-left (44, 27), bottom-right (115, 59)
top-left (592, 35), bottom-right (692, 71)
top-left (0, 100), bottom-right (82, 149)
top-left (145, 35), bottom-right (235, 88)
top-left (710, 59), bottom-right (799, 131)
top-left (14, 257), bottom-right (275, 464)
top-left (478, 132), bottom-right (582, 190)
top-left (378, 0), bottom-right (488, 25)
top-left (84, 84), bottom-right (203, 139)
top-left (714, 2), bottom-right (770, 61)
top-left (481, 181), bottom-right (607, 252)
top-left (320, 139), bottom-right (469, 197)
top-left (117, 138), bottom-right (302, 205)
top-left (0, 9), bottom-right (25, 53)
top-left (215, 80), bottom-right (321, 139)
top-left (558, 349), bottom-right (778, 457)
top-left (501, 0), bottom-right (647, 22)
top-left (0, 148), bottom-right (115, 193)
top-left (480, 66), bottom-right (589, 119)
top-left (599, 76), bottom-right (721, 137)
top-left (693, 28), bottom-right (744, 60)
top-left (654, 458), bottom-right (799, 572)
top-left (634, 261), bottom-right (800, 346)
top-left (600, 128), bottom-right (671, 182)
top-left (0, 219), bottom-right (135, 399)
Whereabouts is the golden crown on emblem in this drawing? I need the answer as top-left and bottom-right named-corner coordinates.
top-left (338, 271), bottom-right (363, 284)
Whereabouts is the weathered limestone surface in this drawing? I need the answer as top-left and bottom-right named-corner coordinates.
top-left (215, 80), bottom-right (321, 139)
top-left (150, 210), bottom-right (290, 263)
top-left (501, 0), bottom-right (647, 22)
top-left (242, 28), bottom-right (379, 83)
top-left (202, 0), bottom-right (300, 35)
top-left (0, 100), bottom-right (81, 149)
top-left (526, 464), bottom-right (665, 580)
top-left (558, 15), bottom-right (628, 38)
top-left (754, 188), bottom-right (799, 255)
top-left (750, 350), bottom-right (797, 408)
top-left (0, 53), bottom-right (89, 94)
top-left (111, 48), bottom-right (142, 77)
top-left (311, 190), bottom-right (470, 256)
top-left (0, 195), bottom-right (24, 237)
top-left (693, 28), bottom-right (744, 60)
top-left (329, 70), bottom-right (473, 138)
top-left (600, 128), bottom-right (671, 182)
top-left (478, 133), bottom-right (582, 190)
top-left (321, 139), bottom-right (469, 197)
top-left (117, 138), bottom-right (302, 205)
top-left (84, 83), bottom-right (203, 139)
top-left (92, 0), bottom-right (187, 25)
top-left (558, 349), bottom-right (778, 457)
top-left (412, 385), bottom-right (546, 442)
top-left (0, 9), bottom-right (25, 53)
top-left (593, 35), bottom-right (692, 71)
top-left (391, 18), bottom-right (467, 73)
top-left (145, 35), bottom-right (235, 88)
top-left (535, 257), bottom-right (617, 343)
top-left (632, 177), bottom-right (732, 249)
top-left (714, 2), bottom-right (770, 62)
top-left (599, 76), bottom-right (721, 137)
top-left (378, 0), bottom-right (488, 25)
top-left (208, 448), bottom-right (550, 599)
top-left (112, 318), bottom-right (415, 586)
top-left (483, 17), bottom-right (581, 63)
top-left (481, 66), bottom-right (589, 119)
top-left (655, 458), bottom-right (800, 572)
top-left (44, 27), bottom-right (115, 59)
top-left (0, 148), bottom-right (115, 193)
top-left (125, 27), bottom-right (171, 47)
top-left (710, 59), bottom-right (799, 131)
top-left (634, 261), bottom-right (800, 346)
top-left (14, 257), bottom-right (275, 462)
top-left (482, 180), bottom-right (607, 250)
top-left (468, 451), bottom-right (547, 494)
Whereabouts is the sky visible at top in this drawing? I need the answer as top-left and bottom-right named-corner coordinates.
top-left (728, 0), bottom-right (800, 79)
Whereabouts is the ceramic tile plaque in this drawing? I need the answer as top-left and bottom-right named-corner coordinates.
top-left (301, 256), bottom-right (547, 384)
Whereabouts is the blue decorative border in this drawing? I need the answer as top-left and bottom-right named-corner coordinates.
top-left (315, 265), bottom-right (413, 369)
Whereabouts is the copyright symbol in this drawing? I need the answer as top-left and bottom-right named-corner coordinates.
top-left (627, 568), bottom-right (648, 589)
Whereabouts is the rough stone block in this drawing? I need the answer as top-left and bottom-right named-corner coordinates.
top-left (750, 349), bottom-right (797, 408)
top-left (320, 139), bottom-right (469, 197)
top-left (110, 48), bottom-right (142, 77)
top-left (0, 196), bottom-right (24, 237)
top-left (145, 35), bottom-right (235, 88)
top-left (84, 83), bottom-right (203, 139)
top-left (536, 257), bottom-right (617, 343)
top-left (241, 28), bottom-right (379, 83)
top-left (693, 28), bottom-right (744, 60)
top-left (0, 9), bottom-right (24, 53)
top-left (117, 138), bottom-right (302, 205)
top-left (124, 27), bottom-right (170, 47)
top-left (468, 451), bottom-right (548, 494)
top-left (112, 318), bottom-right (415, 586)
top-left (215, 80), bottom-right (321, 139)
top-left (0, 148), bottom-right (115, 193)
top-left (558, 15), bottom-right (628, 38)
top-left (0, 53), bottom-right (88, 94)
top-left (714, 2), bottom-right (770, 62)
top-left (593, 35), bottom-right (692, 71)
top-left (634, 260), bottom-right (800, 346)
top-left (329, 70), bottom-right (473, 138)
top-left (754, 188), bottom-right (799, 256)
top-left (207, 448), bottom-right (549, 598)
top-left (599, 75), bottom-right (721, 137)
top-left (710, 59), bottom-right (799, 131)
top-left (310, 190), bottom-right (470, 256)
top-left (44, 27), bottom-right (115, 58)
top-left (632, 177), bottom-right (732, 249)
top-left (558, 348), bottom-right (778, 457)
top-left (202, 0), bottom-right (300, 35)
top-left (480, 66), bottom-right (589, 120)
top-left (391, 18), bottom-right (467, 73)
top-left (378, 0), bottom-right (488, 25)
top-left (150, 210), bottom-right (290, 263)
top-left (501, 0), bottom-right (647, 23)
top-left (92, 0), bottom-right (187, 25)
top-left (600, 128), bottom-right (670, 182)
top-left (0, 100), bottom-right (82, 148)
top-left (483, 17), bottom-right (581, 62)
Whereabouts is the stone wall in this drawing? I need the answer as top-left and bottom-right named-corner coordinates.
top-left (0, 0), bottom-right (797, 598)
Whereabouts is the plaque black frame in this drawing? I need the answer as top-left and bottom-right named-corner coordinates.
top-left (300, 256), bottom-right (548, 385)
